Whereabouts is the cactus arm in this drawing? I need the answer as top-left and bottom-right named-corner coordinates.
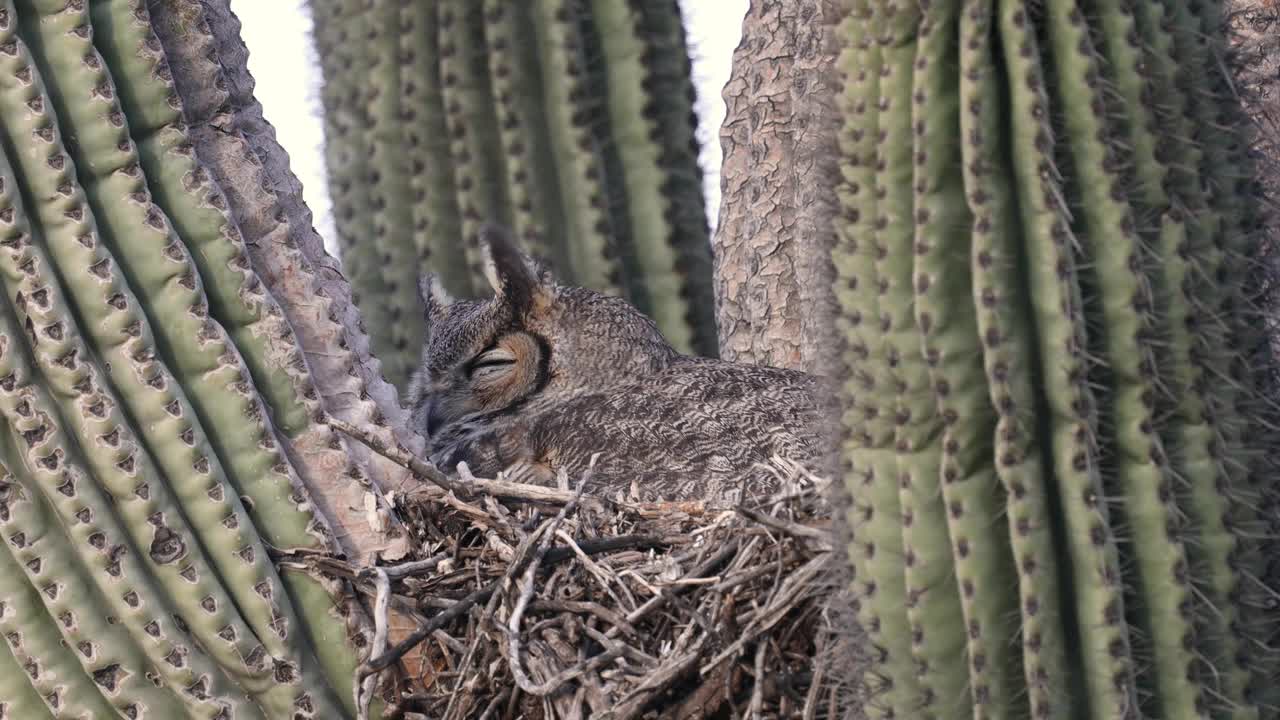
top-left (912, 0), bottom-right (1026, 716)
top-left (0, 300), bottom-right (263, 720)
top-left (438, 0), bottom-right (510, 287)
top-left (400, 1), bottom-right (473, 299)
top-left (869, 2), bottom-right (972, 715)
top-left (958, 0), bottom-right (1077, 714)
top-left (12, 0), bottom-right (346, 710)
top-left (995, 0), bottom-right (1138, 714)
top-left (630, 0), bottom-right (718, 358)
top-left (364, 0), bottom-right (422, 388)
top-left (585, 0), bottom-right (696, 354)
top-left (87, 6), bottom-right (368, 710)
top-left (1, 7), bottom-right (349, 716)
top-left (832, 3), bottom-right (922, 714)
top-left (311, 0), bottom-right (363, 279)
top-left (529, 0), bottom-right (623, 296)
top-left (1043, 2), bottom-right (1204, 714)
top-left (0, 139), bottom-right (294, 716)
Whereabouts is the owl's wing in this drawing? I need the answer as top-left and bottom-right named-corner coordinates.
top-left (429, 369), bottom-right (822, 502)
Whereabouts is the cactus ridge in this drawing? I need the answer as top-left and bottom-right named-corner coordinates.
top-left (832, 3), bottom-right (923, 716)
top-left (366, 0), bottom-right (425, 388)
top-left (833, 0), bottom-right (1280, 717)
top-left (401, 1), bottom-right (473, 299)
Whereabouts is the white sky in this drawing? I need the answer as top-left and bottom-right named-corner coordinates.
top-left (229, 0), bottom-right (747, 256)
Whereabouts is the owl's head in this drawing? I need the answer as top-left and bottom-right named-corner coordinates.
top-left (406, 225), bottom-right (681, 440)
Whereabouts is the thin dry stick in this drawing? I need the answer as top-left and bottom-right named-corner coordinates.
top-left (326, 415), bottom-right (467, 495)
top-left (802, 629), bottom-right (829, 720)
top-left (364, 582), bottom-right (500, 676)
top-left (506, 484), bottom-right (591, 694)
top-left (356, 568), bottom-right (392, 720)
top-left (748, 640), bottom-right (769, 718)
top-left (330, 414), bottom-right (591, 505)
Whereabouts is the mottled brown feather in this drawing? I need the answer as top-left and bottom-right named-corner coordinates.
top-left (407, 226), bottom-right (824, 501)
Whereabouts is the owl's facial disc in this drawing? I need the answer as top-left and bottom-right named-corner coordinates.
top-left (467, 331), bottom-right (544, 411)
top-left (419, 328), bottom-right (548, 440)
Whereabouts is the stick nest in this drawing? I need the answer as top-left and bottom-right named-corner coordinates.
top-left (313, 454), bottom-right (852, 720)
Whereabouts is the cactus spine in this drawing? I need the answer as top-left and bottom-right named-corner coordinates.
top-left (309, 0), bottom-right (720, 386)
top-left (832, 0), bottom-right (1279, 717)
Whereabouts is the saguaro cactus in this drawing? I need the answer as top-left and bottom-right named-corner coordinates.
top-left (831, 0), bottom-right (1279, 717)
top-left (0, 0), bottom-right (416, 717)
top-left (309, 0), bottom-right (720, 386)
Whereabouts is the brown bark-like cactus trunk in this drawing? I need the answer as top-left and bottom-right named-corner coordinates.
top-left (711, 0), bottom-right (842, 375)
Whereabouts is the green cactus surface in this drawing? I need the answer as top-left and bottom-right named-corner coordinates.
top-left (832, 1), bottom-right (1279, 718)
top-left (0, 1), bottom-right (369, 717)
top-left (309, 0), bottom-right (720, 385)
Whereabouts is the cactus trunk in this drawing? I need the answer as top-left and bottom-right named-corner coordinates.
top-left (0, 1), bottom-right (403, 717)
top-left (831, 0), bottom-right (1279, 717)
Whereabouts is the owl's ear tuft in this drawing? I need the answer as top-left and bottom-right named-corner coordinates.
top-left (480, 223), bottom-right (550, 318)
top-left (418, 273), bottom-right (452, 323)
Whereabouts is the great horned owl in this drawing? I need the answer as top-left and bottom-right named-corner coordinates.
top-left (405, 225), bottom-right (822, 502)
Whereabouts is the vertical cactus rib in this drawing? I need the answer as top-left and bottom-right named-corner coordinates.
top-left (585, 0), bottom-right (696, 354)
top-left (912, 0), bottom-right (1024, 716)
top-left (0, 4), bottom-right (344, 716)
top-left (959, 0), bottom-right (1073, 715)
top-left (0, 151), bottom-right (256, 719)
top-left (364, 0), bottom-right (422, 389)
top-left (1100, 0), bottom-right (1257, 711)
top-left (96, 0), bottom-right (378, 626)
top-left (0, 457), bottom-right (193, 719)
top-left (629, 0), bottom-right (717, 358)
top-left (438, 0), bottom-right (510, 288)
top-left (0, 608), bottom-right (54, 720)
top-left (89, 0), bottom-right (318, 441)
top-left (1081, 0), bottom-right (1165, 220)
top-left (1042, 2), bottom-right (1203, 715)
top-left (529, 0), bottom-right (623, 295)
top-left (1184, 0), bottom-right (1280, 702)
top-left (996, 0), bottom-right (1137, 715)
top-left (871, 2), bottom-right (969, 715)
top-left (400, 0), bottom-right (473, 299)
top-left (1154, 215), bottom-right (1257, 717)
top-left (832, 2), bottom-right (921, 714)
top-left (313, 0), bottom-right (363, 267)
top-left (330, 0), bottom-right (398, 365)
top-left (0, 468), bottom-right (123, 719)
top-left (480, 0), bottom-right (559, 263)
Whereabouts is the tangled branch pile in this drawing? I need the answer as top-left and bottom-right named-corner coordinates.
top-left (289, 447), bottom-right (848, 720)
